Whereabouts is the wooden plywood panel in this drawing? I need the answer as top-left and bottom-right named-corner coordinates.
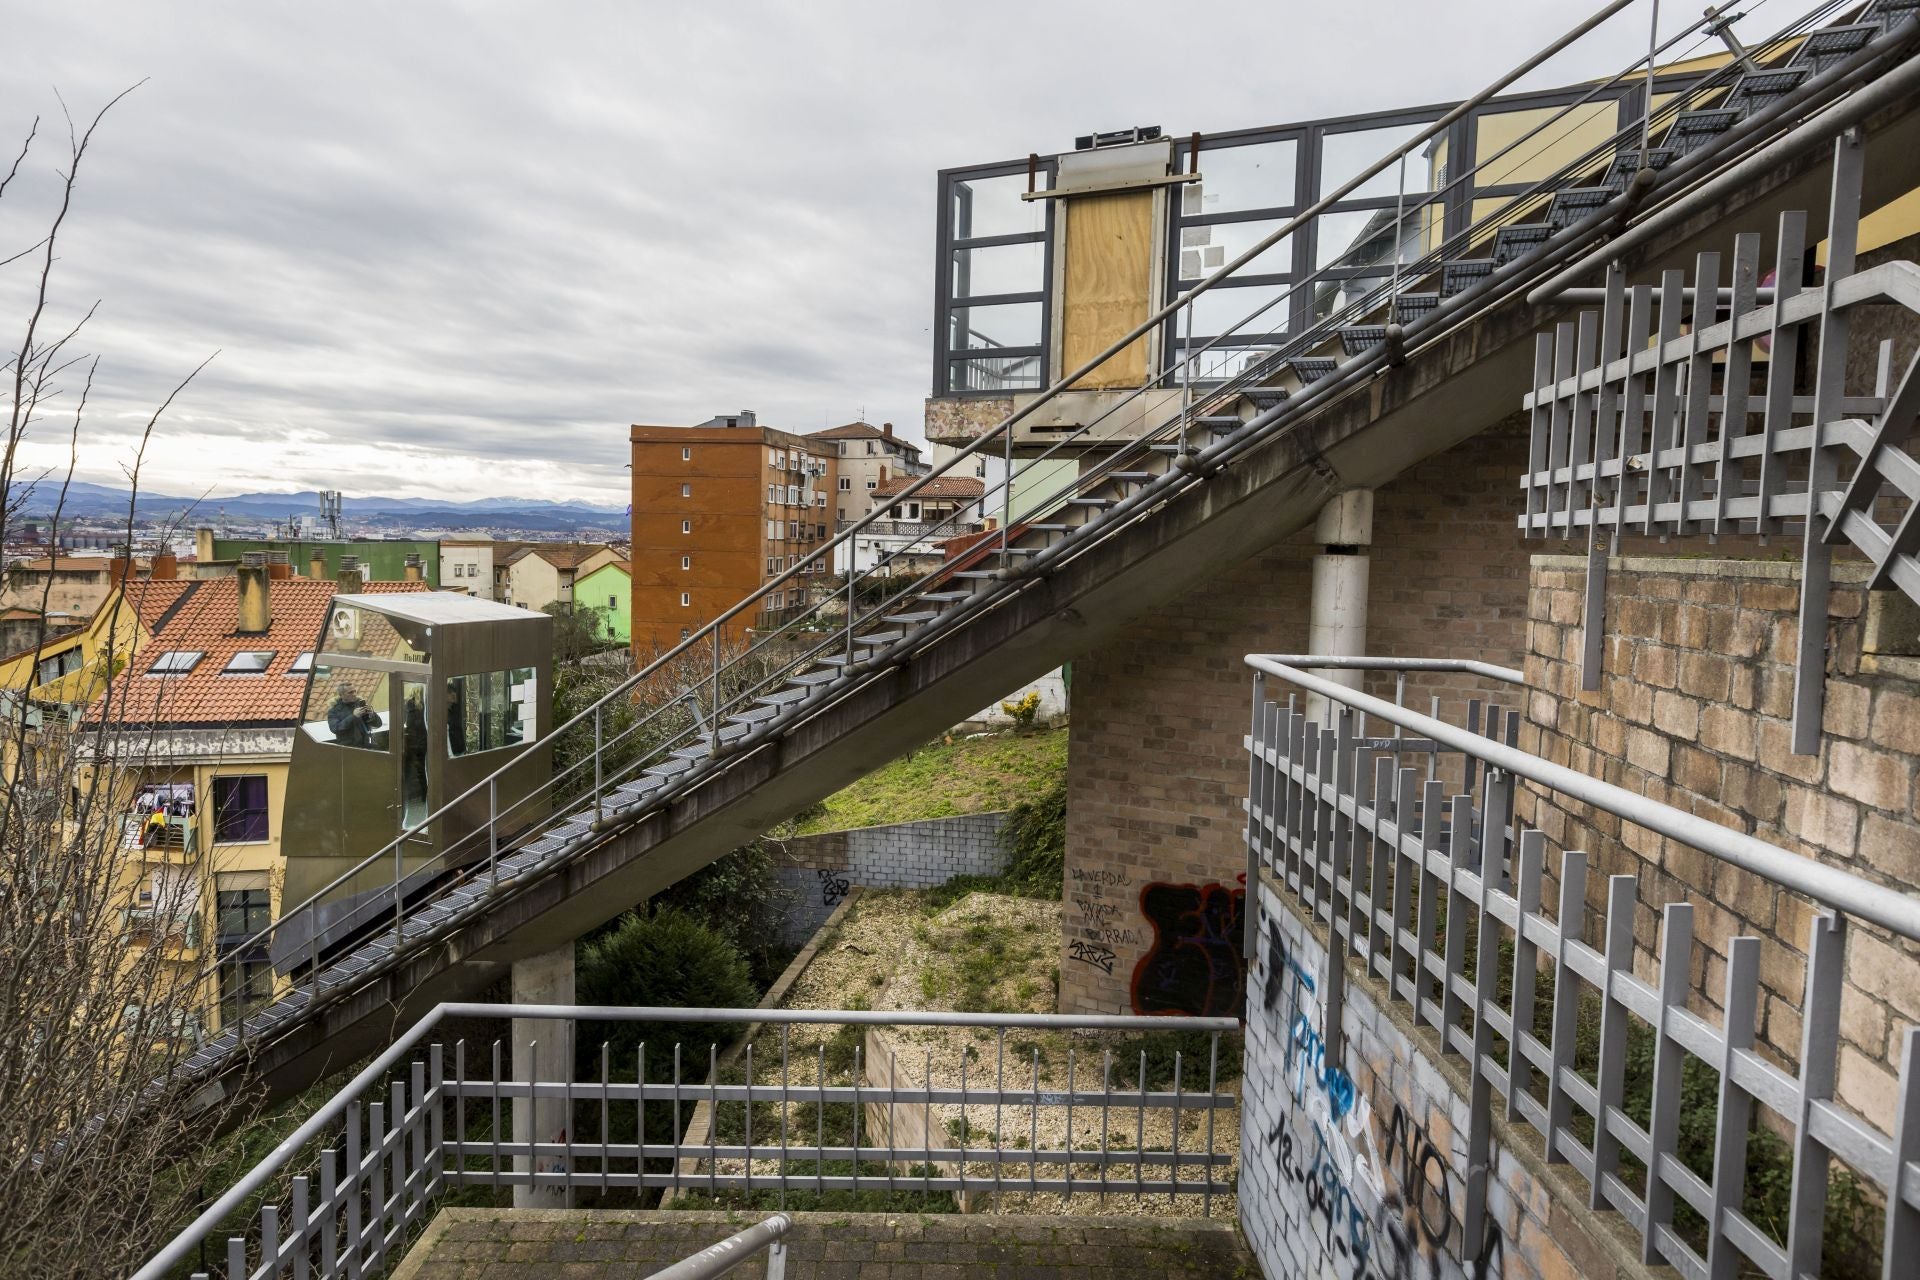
top-left (1062, 190), bottom-right (1153, 388)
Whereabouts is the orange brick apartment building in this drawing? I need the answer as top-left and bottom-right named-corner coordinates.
top-left (628, 411), bottom-right (837, 654)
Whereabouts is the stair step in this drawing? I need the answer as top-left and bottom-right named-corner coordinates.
top-left (1667, 108), bottom-right (1740, 155)
top-left (755, 687), bottom-right (809, 707)
top-left (1729, 66), bottom-right (1810, 106)
top-left (645, 758), bottom-right (694, 776)
top-left (791, 669), bottom-right (842, 685)
top-left (1242, 386), bottom-right (1290, 407)
top-left (921, 589), bottom-right (977, 601)
top-left (1287, 357), bottom-right (1338, 383)
top-left (1191, 414), bottom-right (1243, 431)
top-left (857, 630), bottom-right (904, 645)
top-left (952, 569), bottom-right (1000, 580)
top-left (1545, 187), bottom-right (1611, 230)
top-left (1492, 222), bottom-right (1553, 266)
top-left (1065, 496), bottom-right (1115, 508)
top-left (882, 610), bottom-right (940, 625)
top-left (1802, 23), bottom-right (1877, 70)
top-left (1394, 292), bottom-right (1439, 324)
top-left (1022, 523), bottom-right (1072, 533)
top-left (671, 746), bottom-right (710, 761)
top-left (1107, 471), bottom-right (1158, 484)
top-left (1600, 148), bottom-right (1674, 193)
top-left (730, 703), bottom-right (779, 724)
top-left (1339, 325), bottom-right (1387, 356)
top-left (1441, 258), bottom-right (1495, 297)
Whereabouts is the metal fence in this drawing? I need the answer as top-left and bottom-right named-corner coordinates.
top-left (1242, 653), bottom-right (1920, 1280)
top-left (1517, 124), bottom-right (1920, 754)
top-left (133, 1005), bottom-right (1239, 1280)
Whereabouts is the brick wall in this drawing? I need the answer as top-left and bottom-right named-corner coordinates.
top-left (770, 812), bottom-right (1010, 944)
top-left (1061, 423), bottom-right (1537, 1015)
top-left (1521, 553), bottom-right (1920, 1113)
top-left (1241, 877), bottom-right (1636, 1280)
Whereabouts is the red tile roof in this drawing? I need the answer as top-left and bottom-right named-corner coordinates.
top-left (871, 474), bottom-right (985, 500)
top-left (90, 578), bottom-right (428, 727)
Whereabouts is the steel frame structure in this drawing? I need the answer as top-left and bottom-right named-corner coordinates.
top-left (1243, 654), bottom-right (1920, 1280)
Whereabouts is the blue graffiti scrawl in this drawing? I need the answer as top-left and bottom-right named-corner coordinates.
top-left (1129, 877), bottom-right (1246, 1017)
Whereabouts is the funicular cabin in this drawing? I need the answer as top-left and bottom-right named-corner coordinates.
top-left (274, 591), bottom-right (551, 968)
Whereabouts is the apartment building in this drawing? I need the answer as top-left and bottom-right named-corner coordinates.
top-left (501, 543), bottom-right (622, 612)
top-left (628, 411), bottom-right (836, 653)
top-left (805, 421), bottom-right (929, 524)
top-left (843, 472), bottom-right (987, 575)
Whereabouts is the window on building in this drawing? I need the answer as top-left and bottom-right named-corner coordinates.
top-left (866, 442), bottom-right (875, 454)
top-left (608, 594), bottom-right (618, 610)
top-left (211, 774), bottom-right (270, 843)
top-left (838, 476), bottom-right (851, 491)
top-left (865, 479), bottom-right (877, 490)
top-left (680, 592), bottom-right (691, 607)
top-left (222, 650), bottom-right (276, 675)
top-left (681, 483), bottom-right (691, 498)
top-left (680, 627), bottom-right (690, 640)
top-left (147, 650), bottom-right (204, 675)
top-left (682, 520), bottom-right (692, 534)
top-left (34, 646), bottom-right (82, 686)
top-left (215, 877), bottom-right (271, 941)
top-left (787, 485), bottom-right (799, 505)
top-left (219, 957), bottom-right (273, 1028)
top-left (289, 652), bottom-right (314, 675)
top-left (682, 446), bottom-right (692, 461)
top-left (681, 555), bottom-right (691, 570)
top-left (446, 668), bottom-right (537, 757)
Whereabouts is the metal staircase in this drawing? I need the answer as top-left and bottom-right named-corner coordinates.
top-left (178, 0), bottom-right (1920, 1108)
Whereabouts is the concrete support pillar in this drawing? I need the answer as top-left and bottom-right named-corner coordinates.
top-left (1305, 490), bottom-right (1374, 726)
top-left (511, 943), bottom-right (575, 1209)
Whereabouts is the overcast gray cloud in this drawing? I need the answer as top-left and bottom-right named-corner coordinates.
top-left (0, 0), bottom-right (1677, 506)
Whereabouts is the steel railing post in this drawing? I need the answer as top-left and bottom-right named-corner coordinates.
top-left (488, 778), bottom-right (499, 893)
top-left (592, 705), bottom-right (603, 818)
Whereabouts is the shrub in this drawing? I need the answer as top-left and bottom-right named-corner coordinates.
top-left (1000, 690), bottom-right (1042, 732)
top-left (574, 907), bottom-right (759, 1077)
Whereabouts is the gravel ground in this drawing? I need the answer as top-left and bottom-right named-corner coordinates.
top-left (718, 890), bottom-right (1240, 1220)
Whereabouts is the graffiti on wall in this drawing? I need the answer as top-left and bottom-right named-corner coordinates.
top-left (816, 867), bottom-right (850, 908)
top-left (1068, 865), bottom-right (1149, 958)
top-left (1068, 939), bottom-right (1117, 973)
top-left (1129, 876), bottom-right (1245, 1017)
top-left (1260, 910), bottom-right (1506, 1280)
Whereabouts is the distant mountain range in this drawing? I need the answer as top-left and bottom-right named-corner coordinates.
top-left (8, 479), bottom-right (626, 531)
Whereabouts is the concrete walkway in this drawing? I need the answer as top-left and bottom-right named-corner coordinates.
top-left (391, 1208), bottom-right (1257, 1278)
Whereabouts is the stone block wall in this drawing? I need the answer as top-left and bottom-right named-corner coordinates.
top-left (1521, 553), bottom-right (1920, 1115)
top-left (1061, 423), bottom-right (1539, 1016)
top-left (769, 811), bottom-right (1010, 943)
top-left (1240, 877), bottom-right (1638, 1280)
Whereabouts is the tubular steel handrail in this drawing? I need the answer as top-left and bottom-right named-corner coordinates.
top-left (132, 1004), bottom-right (1240, 1280)
top-left (1243, 653), bottom-right (1920, 940)
top-left (189, 0), bottom-right (1913, 1082)
top-left (647, 1215), bottom-right (791, 1280)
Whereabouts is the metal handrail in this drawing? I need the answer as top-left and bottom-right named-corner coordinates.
top-left (1244, 652), bottom-right (1920, 940)
top-left (197, 0), bottom-right (1888, 1041)
top-left (131, 1003), bottom-right (1237, 1280)
top-left (648, 1216), bottom-right (791, 1280)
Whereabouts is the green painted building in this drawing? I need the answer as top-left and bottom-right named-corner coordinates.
top-left (201, 535), bottom-right (441, 587)
top-left (573, 559), bottom-right (631, 645)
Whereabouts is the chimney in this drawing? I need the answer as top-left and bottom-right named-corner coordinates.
top-left (883, 422), bottom-right (894, 438)
top-left (236, 552), bottom-right (271, 634)
top-left (266, 549), bottom-right (292, 580)
top-left (109, 544), bottom-right (132, 588)
top-left (149, 550), bottom-right (178, 580)
top-left (194, 527), bottom-right (215, 563)
top-left (336, 554), bottom-right (363, 594)
top-left (403, 553), bottom-right (424, 582)
top-left (308, 550), bottom-right (328, 580)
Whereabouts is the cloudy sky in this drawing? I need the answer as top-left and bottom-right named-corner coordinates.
top-left (0, 1), bottom-right (1679, 506)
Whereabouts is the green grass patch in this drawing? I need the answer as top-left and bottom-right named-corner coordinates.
top-left (779, 728), bottom-right (1067, 836)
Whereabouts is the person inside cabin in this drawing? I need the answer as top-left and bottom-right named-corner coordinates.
top-left (327, 680), bottom-right (382, 747)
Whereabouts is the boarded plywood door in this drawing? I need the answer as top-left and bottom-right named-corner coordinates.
top-left (1062, 190), bottom-right (1153, 388)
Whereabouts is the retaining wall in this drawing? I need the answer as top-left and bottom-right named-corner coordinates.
top-left (770, 811), bottom-right (1010, 944)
